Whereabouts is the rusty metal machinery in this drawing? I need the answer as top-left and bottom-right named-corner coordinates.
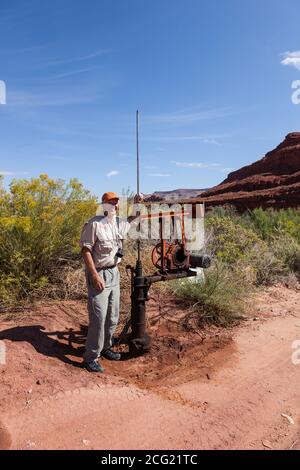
top-left (124, 209), bottom-right (211, 357)
top-left (152, 242), bottom-right (211, 273)
top-left (120, 111), bottom-right (212, 357)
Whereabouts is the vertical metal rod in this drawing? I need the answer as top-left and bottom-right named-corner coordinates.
top-left (181, 205), bottom-right (185, 245)
top-left (136, 110), bottom-right (140, 196)
top-left (136, 110), bottom-right (141, 262)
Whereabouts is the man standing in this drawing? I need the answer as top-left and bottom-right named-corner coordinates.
top-left (80, 191), bottom-right (140, 373)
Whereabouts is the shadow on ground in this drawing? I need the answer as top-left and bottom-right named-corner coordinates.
top-left (0, 325), bottom-right (88, 368)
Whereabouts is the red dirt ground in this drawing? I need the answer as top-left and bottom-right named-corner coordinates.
top-left (0, 285), bottom-right (299, 450)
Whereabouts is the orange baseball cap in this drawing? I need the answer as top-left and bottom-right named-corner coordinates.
top-left (102, 191), bottom-right (119, 203)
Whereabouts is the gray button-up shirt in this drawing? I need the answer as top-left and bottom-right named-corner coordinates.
top-left (79, 216), bottom-right (131, 269)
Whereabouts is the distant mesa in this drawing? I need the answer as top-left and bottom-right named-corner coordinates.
top-left (144, 188), bottom-right (208, 202)
top-left (144, 133), bottom-right (300, 210)
top-left (180, 133), bottom-right (300, 210)
top-left (223, 132), bottom-right (300, 184)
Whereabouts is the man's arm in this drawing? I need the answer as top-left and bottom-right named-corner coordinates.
top-left (81, 247), bottom-right (105, 291)
top-left (127, 193), bottom-right (144, 223)
top-left (80, 221), bottom-right (105, 291)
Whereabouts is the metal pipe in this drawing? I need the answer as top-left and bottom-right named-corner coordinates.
top-left (131, 259), bottom-right (145, 339)
top-left (146, 270), bottom-right (198, 284)
top-left (189, 254), bottom-right (212, 269)
top-left (129, 259), bottom-right (151, 356)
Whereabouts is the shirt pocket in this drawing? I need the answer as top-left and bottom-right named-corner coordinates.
top-left (98, 239), bottom-right (114, 255)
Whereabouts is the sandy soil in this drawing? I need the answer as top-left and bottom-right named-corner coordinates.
top-left (0, 285), bottom-right (299, 450)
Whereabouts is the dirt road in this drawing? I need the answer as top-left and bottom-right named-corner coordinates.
top-left (0, 285), bottom-right (299, 450)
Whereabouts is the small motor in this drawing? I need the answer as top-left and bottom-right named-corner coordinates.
top-left (152, 242), bottom-right (211, 273)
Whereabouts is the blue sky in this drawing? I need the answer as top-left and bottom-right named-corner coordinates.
top-left (0, 0), bottom-right (300, 198)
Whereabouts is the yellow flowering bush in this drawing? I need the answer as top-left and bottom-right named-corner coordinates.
top-left (0, 174), bottom-right (98, 308)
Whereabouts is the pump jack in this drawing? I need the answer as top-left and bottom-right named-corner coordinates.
top-left (121, 111), bottom-right (211, 357)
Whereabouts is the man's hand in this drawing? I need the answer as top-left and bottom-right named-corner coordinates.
top-left (133, 193), bottom-right (144, 204)
top-left (81, 248), bottom-right (105, 291)
top-left (91, 273), bottom-right (105, 291)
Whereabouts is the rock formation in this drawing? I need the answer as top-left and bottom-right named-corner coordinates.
top-left (190, 133), bottom-right (300, 210)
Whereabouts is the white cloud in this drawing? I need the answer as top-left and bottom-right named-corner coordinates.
top-left (0, 80), bottom-right (6, 104)
top-left (281, 51), bottom-right (300, 71)
top-left (48, 66), bottom-right (101, 81)
top-left (9, 90), bottom-right (98, 107)
top-left (47, 155), bottom-right (66, 160)
top-left (146, 134), bottom-right (228, 145)
top-left (107, 170), bottom-right (119, 178)
top-left (172, 161), bottom-right (209, 169)
top-left (172, 160), bottom-right (235, 173)
top-left (119, 152), bottom-right (133, 158)
top-left (220, 167), bottom-right (235, 173)
top-left (145, 108), bottom-right (233, 125)
top-left (149, 173), bottom-right (170, 177)
top-left (144, 165), bottom-right (157, 170)
top-left (37, 49), bottom-right (109, 69)
top-left (0, 171), bottom-right (15, 176)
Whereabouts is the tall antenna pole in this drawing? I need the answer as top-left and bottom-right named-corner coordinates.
top-left (136, 110), bottom-right (140, 196)
top-left (136, 110), bottom-right (141, 262)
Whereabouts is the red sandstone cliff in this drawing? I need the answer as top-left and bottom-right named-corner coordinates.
top-left (191, 133), bottom-right (300, 210)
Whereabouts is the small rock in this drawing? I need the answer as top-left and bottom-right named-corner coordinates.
top-left (36, 380), bottom-right (41, 385)
top-left (281, 413), bottom-right (294, 425)
top-left (262, 440), bottom-right (273, 449)
top-left (82, 439), bottom-right (90, 446)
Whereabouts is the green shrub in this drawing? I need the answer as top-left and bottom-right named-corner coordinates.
top-left (207, 206), bottom-right (300, 244)
top-left (248, 246), bottom-right (286, 285)
top-left (0, 174), bottom-right (98, 308)
top-left (206, 207), bottom-right (300, 284)
top-left (1, 174), bottom-right (299, 325)
top-left (271, 235), bottom-right (300, 275)
top-left (206, 215), bottom-right (263, 265)
top-left (171, 262), bottom-right (248, 327)
top-left (242, 207), bottom-right (300, 243)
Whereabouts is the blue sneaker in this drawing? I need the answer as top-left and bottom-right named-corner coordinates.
top-left (102, 349), bottom-right (121, 361)
top-left (84, 360), bottom-right (104, 373)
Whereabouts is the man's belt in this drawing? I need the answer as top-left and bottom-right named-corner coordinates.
top-left (97, 265), bottom-right (117, 271)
